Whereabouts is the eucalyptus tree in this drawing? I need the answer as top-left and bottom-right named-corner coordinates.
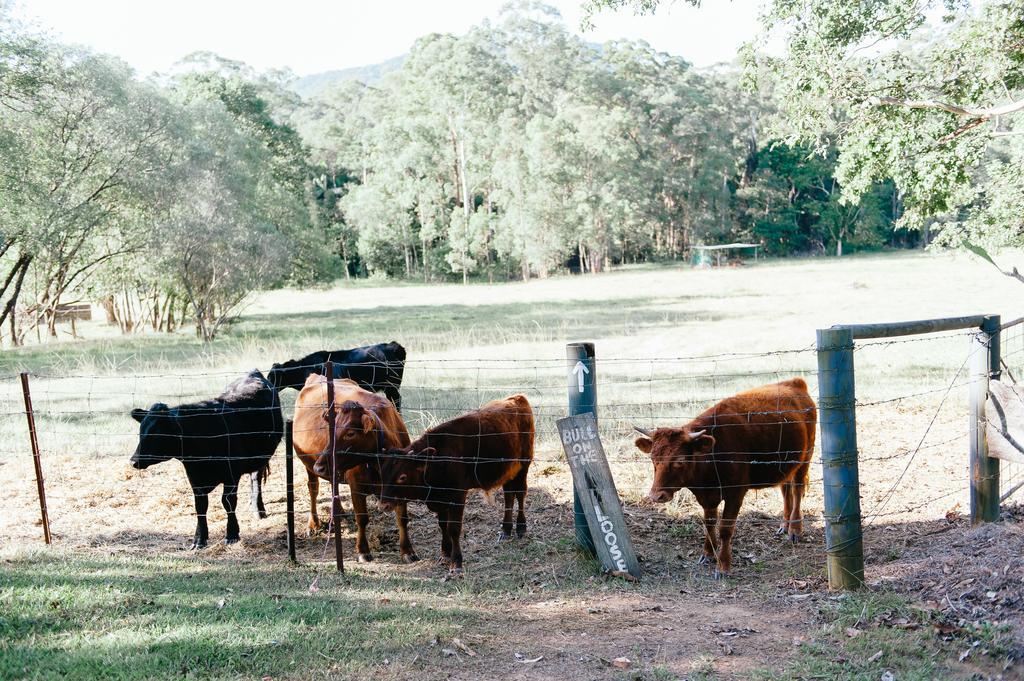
top-left (0, 37), bottom-right (175, 343)
top-left (584, 0), bottom-right (1024, 252)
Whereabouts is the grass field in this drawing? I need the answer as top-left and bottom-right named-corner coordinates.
top-left (2, 251), bottom-right (1023, 679)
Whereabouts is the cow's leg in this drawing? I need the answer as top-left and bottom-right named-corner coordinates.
top-left (502, 465), bottom-right (529, 539)
top-left (192, 490), bottom-right (210, 550)
top-left (222, 479), bottom-right (241, 544)
top-left (715, 492), bottom-right (746, 578)
top-left (788, 461), bottom-right (810, 542)
top-left (385, 386), bottom-right (402, 413)
top-left (698, 503), bottom-right (720, 566)
top-left (778, 482), bottom-right (793, 536)
top-left (447, 502), bottom-right (467, 574)
top-left (394, 502), bottom-right (419, 563)
top-left (306, 469), bottom-right (321, 536)
top-left (250, 472), bottom-right (267, 519)
top-left (500, 489), bottom-right (515, 541)
top-left (437, 508), bottom-right (452, 565)
top-left (350, 484), bottom-right (373, 562)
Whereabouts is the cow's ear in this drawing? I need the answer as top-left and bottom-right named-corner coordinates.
top-left (131, 408), bottom-right (148, 423)
top-left (304, 373), bottom-right (323, 387)
top-left (634, 436), bottom-right (653, 454)
top-left (419, 446), bottom-right (436, 459)
top-left (694, 433), bottom-right (715, 454)
top-left (361, 413), bottom-right (375, 434)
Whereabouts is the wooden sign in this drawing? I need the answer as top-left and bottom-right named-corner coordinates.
top-left (988, 380), bottom-right (1024, 465)
top-left (557, 412), bottom-right (641, 580)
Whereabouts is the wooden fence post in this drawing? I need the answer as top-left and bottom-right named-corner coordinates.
top-left (20, 372), bottom-right (51, 545)
top-left (567, 342), bottom-right (597, 555)
top-left (816, 328), bottom-right (864, 589)
top-left (285, 419), bottom-right (296, 563)
top-left (970, 315), bottom-right (1000, 524)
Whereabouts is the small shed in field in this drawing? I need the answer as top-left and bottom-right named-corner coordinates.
top-left (691, 243), bottom-right (761, 267)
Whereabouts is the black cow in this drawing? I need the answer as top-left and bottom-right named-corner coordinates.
top-left (267, 341), bottom-right (407, 411)
top-left (129, 370), bottom-right (283, 549)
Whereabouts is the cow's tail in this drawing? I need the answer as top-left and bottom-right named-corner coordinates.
top-left (258, 461), bottom-right (271, 484)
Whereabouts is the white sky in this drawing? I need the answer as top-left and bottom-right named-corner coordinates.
top-left (11, 0), bottom-right (766, 77)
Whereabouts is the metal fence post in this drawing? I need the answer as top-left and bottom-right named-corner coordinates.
top-left (285, 419), bottom-right (296, 563)
top-left (325, 360), bottom-right (344, 572)
top-left (816, 328), bottom-right (864, 589)
top-left (20, 372), bottom-right (51, 545)
top-left (567, 342), bottom-right (597, 555)
top-left (970, 315), bottom-right (1000, 524)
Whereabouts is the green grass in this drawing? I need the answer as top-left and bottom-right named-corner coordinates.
top-left (0, 551), bottom-right (476, 680)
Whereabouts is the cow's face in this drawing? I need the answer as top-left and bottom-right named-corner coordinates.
top-left (129, 403), bottom-right (180, 469)
top-left (634, 428), bottom-right (715, 503)
top-left (376, 447), bottom-right (431, 511)
top-left (312, 402), bottom-right (384, 479)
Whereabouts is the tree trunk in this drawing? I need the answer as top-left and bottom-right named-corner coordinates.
top-left (458, 136), bottom-right (471, 286)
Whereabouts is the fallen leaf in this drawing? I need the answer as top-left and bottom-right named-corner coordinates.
top-left (441, 647), bottom-right (458, 658)
top-left (612, 657), bottom-right (632, 669)
top-left (514, 652), bottom-right (543, 663)
top-left (958, 649), bottom-right (971, 662)
top-left (308, 578), bottom-right (319, 594)
top-left (867, 651), bottom-right (883, 664)
top-left (452, 638), bottom-right (476, 657)
top-left (845, 627), bottom-right (861, 638)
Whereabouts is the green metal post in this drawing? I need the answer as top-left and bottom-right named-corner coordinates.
top-left (970, 315), bottom-right (1000, 524)
top-left (816, 327), bottom-right (865, 589)
top-left (567, 342), bottom-right (597, 555)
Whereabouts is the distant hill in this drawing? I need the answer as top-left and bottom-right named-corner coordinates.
top-left (291, 55), bottom-right (406, 99)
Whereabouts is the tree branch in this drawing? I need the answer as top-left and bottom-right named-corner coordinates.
top-left (875, 95), bottom-right (1024, 119)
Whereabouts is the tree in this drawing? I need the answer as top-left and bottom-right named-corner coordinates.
top-left (583, 0), bottom-right (1024, 249)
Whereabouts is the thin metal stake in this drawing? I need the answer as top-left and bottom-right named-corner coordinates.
top-left (20, 372), bottom-right (51, 545)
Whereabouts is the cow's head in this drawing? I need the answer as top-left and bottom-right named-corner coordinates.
top-left (376, 445), bottom-right (433, 511)
top-left (267, 359), bottom-right (305, 392)
top-left (312, 401), bottom-right (387, 479)
top-left (633, 426), bottom-right (715, 503)
top-left (129, 403), bottom-right (180, 469)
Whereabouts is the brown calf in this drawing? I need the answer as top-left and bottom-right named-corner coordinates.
top-left (634, 377), bottom-right (816, 577)
top-left (292, 374), bottom-right (418, 562)
top-left (377, 394), bottom-right (534, 574)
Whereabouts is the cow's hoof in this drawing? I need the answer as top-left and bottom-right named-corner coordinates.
top-left (401, 553), bottom-right (420, 564)
top-left (497, 532), bottom-right (512, 543)
top-left (789, 532), bottom-right (801, 544)
top-left (356, 553), bottom-right (374, 563)
top-left (697, 554), bottom-right (712, 565)
top-left (444, 567), bottom-right (464, 581)
top-left (516, 527), bottom-right (527, 539)
top-left (224, 536), bottom-right (240, 545)
top-left (775, 525), bottom-right (787, 536)
top-left (437, 555), bottom-right (452, 566)
top-left (712, 569), bottom-right (728, 581)
top-left (190, 541), bottom-right (207, 551)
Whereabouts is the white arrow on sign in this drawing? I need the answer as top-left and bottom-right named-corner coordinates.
top-left (572, 361), bottom-right (590, 393)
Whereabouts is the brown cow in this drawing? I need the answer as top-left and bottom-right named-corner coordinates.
top-left (376, 394), bottom-right (534, 574)
top-left (293, 374), bottom-right (418, 563)
top-left (634, 377), bottom-right (816, 577)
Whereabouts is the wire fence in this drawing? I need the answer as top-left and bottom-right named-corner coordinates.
top-left (999, 317), bottom-right (1024, 504)
top-left (0, 328), bottom-right (1013, 575)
